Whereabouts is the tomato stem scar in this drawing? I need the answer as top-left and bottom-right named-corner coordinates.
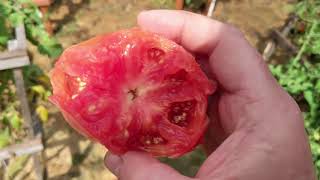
top-left (128, 89), bottom-right (138, 100)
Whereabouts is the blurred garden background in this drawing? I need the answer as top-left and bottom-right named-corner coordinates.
top-left (0, 0), bottom-right (319, 179)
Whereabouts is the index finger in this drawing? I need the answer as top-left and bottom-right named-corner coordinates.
top-left (137, 10), bottom-right (278, 95)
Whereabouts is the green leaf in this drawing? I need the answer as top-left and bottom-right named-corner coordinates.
top-left (8, 12), bottom-right (25, 26)
top-left (311, 141), bottom-right (320, 155)
top-left (304, 90), bottom-right (317, 109)
top-left (38, 43), bottom-right (63, 58)
top-left (0, 15), bottom-right (10, 46)
top-left (31, 85), bottom-right (46, 96)
top-left (36, 105), bottom-right (49, 123)
top-left (315, 80), bottom-right (320, 93)
top-left (314, 131), bottom-right (320, 141)
top-left (25, 24), bottom-right (63, 58)
top-left (0, 35), bottom-right (9, 46)
top-left (0, 128), bottom-right (10, 148)
top-left (185, 0), bottom-right (192, 5)
top-left (160, 146), bottom-right (206, 177)
top-left (10, 113), bottom-right (22, 130)
top-left (6, 155), bottom-right (29, 179)
top-left (0, 0), bottom-right (63, 58)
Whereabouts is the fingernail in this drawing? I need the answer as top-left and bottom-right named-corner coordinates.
top-left (105, 152), bottom-right (123, 176)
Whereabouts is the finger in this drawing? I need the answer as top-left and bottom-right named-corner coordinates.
top-left (138, 10), bottom-right (278, 95)
top-left (204, 92), bottom-right (228, 153)
top-left (104, 152), bottom-right (123, 176)
top-left (138, 10), bottom-right (221, 54)
top-left (105, 151), bottom-right (192, 180)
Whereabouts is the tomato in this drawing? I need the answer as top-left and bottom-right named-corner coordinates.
top-left (49, 28), bottom-right (216, 157)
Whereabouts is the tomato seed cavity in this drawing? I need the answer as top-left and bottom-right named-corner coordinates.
top-left (165, 69), bottom-right (188, 84)
top-left (141, 134), bottom-right (166, 145)
top-left (168, 100), bottom-right (196, 127)
top-left (66, 76), bottom-right (87, 96)
top-left (147, 48), bottom-right (165, 63)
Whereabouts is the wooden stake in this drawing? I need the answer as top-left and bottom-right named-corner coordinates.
top-left (206, 0), bottom-right (217, 17)
top-left (0, 138), bottom-right (43, 161)
top-left (263, 16), bottom-right (298, 61)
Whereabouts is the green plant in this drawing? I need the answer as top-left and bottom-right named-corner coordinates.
top-left (269, 0), bottom-right (320, 177)
top-left (0, 67), bottom-right (51, 148)
top-left (160, 146), bottom-right (207, 177)
top-left (0, 74), bottom-right (26, 148)
top-left (0, 0), bottom-right (59, 148)
top-left (184, 0), bottom-right (206, 11)
top-left (23, 65), bottom-right (52, 123)
top-left (0, 0), bottom-right (62, 58)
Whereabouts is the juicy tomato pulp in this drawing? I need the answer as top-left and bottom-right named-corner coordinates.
top-left (49, 28), bottom-right (216, 157)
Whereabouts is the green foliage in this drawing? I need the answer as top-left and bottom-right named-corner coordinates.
top-left (160, 147), bottom-right (207, 177)
top-left (152, 0), bottom-right (175, 9)
top-left (269, 0), bottom-right (320, 177)
top-left (0, 0), bottom-right (62, 58)
top-left (5, 155), bottom-right (30, 179)
top-left (0, 66), bottom-right (51, 149)
top-left (0, 128), bottom-right (11, 148)
top-left (0, 16), bottom-right (10, 47)
top-left (0, 102), bottom-right (23, 132)
top-left (0, 2), bottom-right (55, 147)
top-left (184, 0), bottom-right (206, 11)
top-left (36, 105), bottom-right (49, 123)
top-left (0, 76), bottom-right (25, 148)
top-left (23, 65), bottom-right (52, 123)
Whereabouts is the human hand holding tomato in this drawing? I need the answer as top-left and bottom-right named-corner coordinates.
top-left (104, 10), bottom-right (316, 180)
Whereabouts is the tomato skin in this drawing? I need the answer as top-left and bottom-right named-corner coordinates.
top-left (49, 28), bottom-right (216, 157)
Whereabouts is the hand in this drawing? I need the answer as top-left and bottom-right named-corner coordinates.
top-left (104, 10), bottom-right (316, 180)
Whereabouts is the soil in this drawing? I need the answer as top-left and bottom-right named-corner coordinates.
top-left (214, 0), bottom-right (292, 50)
top-left (12, 0), bottom-right (293, 179)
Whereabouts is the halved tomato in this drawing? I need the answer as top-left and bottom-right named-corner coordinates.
top-left (49, 28), bottom-right (216, 157)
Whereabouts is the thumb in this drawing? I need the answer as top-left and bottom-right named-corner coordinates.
top-left (105, 151), bottom-right (193, 180)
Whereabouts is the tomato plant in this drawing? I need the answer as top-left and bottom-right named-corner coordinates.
top-left (0, 0), bottom-right (58, 148)
top-left (0, 0), bottom-right (62, 58)
top-left (270, 0), bottom-right (320, 177)
top-left (49, 28), bottom-right (216, 157)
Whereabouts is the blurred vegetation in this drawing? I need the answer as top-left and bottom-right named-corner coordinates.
top-left (0, 0), bottom-right (62, 58)
top-left (0, 73), bottom-right (25, 148)
top-left (0, 0), bottom-right (61, 148)
top-left (152, 0), bottom-right (175, 9)
top-left (184, 0), bottom-right (206, 11)
top-left (0, 67), bottom-right (52, 148)
top-left (270, 0), bottom-right (320, 177)
top-left (160, 146), bottom-right (207, 177)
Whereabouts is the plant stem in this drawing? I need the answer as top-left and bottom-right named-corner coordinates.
top-left (293, 21), bottom-right (318, 63)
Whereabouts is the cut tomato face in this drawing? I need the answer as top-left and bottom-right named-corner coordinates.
top-left (49, 28), bottom-right (216, 157)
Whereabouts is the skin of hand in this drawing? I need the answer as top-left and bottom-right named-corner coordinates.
top-left (104, 10), bottom-right (316, 180)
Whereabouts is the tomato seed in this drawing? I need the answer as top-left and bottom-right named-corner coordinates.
top-left (168, 100), bottom-right (196, 127)
top-left (148, 48), bottom-right (165, 62)
top-left (153, 137), bottom-right (164, 144)
top-left (141, 134), bottom-right (166, 146)
top-left (165, 69), bottom-right (188, 83)
top-left (145, 140), bottom-right (152, 145)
